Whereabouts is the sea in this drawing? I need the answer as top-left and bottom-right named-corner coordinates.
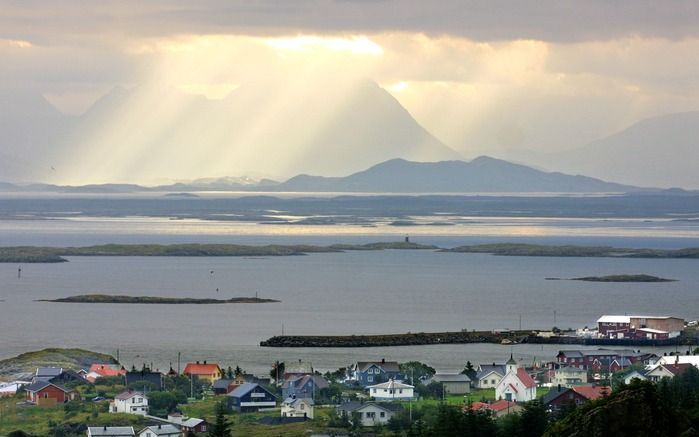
top-left (1, 214), bottom-right (699, 376)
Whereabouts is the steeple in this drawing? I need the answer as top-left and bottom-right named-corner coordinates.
top-left (506, 353), bottom-right (517, 373)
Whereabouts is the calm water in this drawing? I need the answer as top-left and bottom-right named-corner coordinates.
top-left (1, 217), bottom-right (699, 375)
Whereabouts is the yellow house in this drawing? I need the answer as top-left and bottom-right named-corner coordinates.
top-left (183, 361), bottom-right (223, 383)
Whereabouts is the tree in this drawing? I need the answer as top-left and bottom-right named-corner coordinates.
top-left (234, 365), bottom-right (243, 377)
top-left (209, 400), bottom-right (231, 437)
top-left (270, 361), bottom-right (285, 383)
top-left (400, 361), bottom-right (436, 384)
top-left (462, 361), bottom-right (477, 380)
top-left (226, 366), bottom-right (233, 379)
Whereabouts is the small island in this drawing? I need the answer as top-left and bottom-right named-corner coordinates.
top-left (570, 274), bottom-right (676, 282)
top-left (37, 294), bottom-right (280, 304)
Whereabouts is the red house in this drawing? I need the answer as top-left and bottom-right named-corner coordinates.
top-left (25, 381), bottom-right (76, 406)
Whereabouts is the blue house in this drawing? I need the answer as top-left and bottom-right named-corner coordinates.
top-left (227, 383), bottom-right (276, 412)
top-left (351, 359), bottom-right (402, 386)
top-left (282, 374), bottom-right (329, 399)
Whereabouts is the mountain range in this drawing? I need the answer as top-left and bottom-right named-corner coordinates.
top-left (0, 156), bottom-right (649, 194)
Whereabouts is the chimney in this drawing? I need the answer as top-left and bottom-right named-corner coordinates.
top-left (196, 360), bottom-right (200, 364)
top-left (381, 358), bottom-right (385, 364)
top-left (103, 426), bottom-right (107, 431)
top-left (557, 384), bottom-right (561, 392)
top-left (158, 424), bottom-right (161, 429)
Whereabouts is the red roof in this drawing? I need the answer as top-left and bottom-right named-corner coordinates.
top-left (183, 363), bottom-right (221, 375)
top-left (490, 400), bottom-right (518, 412)
top-left (572, 385), bottom-right (609, 401)
top-left (664, 363), bottom-right (694, 376)
top-left (89, 364), bottom-right (125, 377)
top-left (516, 368), bottom-right (536, 388)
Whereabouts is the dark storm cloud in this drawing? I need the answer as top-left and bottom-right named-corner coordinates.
top-left (2, 0), bottom-right (698, 43)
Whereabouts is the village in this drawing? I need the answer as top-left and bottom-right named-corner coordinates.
top-left (0, 313), bottom-right (697, 436)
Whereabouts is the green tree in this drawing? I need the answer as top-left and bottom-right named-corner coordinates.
top-left (270, 361), bottom-right (285, 383)
top-left (209, 400), bottom-right (232, 437)
top-left (400, 361), bottom-right (436, 384)
top-left (462, 361), bottom-right (477, 380)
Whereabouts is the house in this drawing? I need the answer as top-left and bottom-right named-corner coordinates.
top-left (426, 373), bottom-right (471, 394)
top-left (87, 364), bottom-right (126, 382)
top-left (645, 363), bottom-right (695, 382)
top-left (495, 355), bottom-right (537, 402)
top-left (597, 315), bottom-right (684, 339)
top-left (622, 370), bottom-right (647, 384)
top-left (25, 380), bottom-right (77, 406)
top-left (137, 424), bottom-right (181, 437)
top-left (366, 379), bottom-right (414, 401)
top-left (654, 355), bottom-right (699, 367)
top-left (282, 374), bottom-right (329, 399)
top-left (556, 349), bottom-right (651, 370)
top-left (213, 378), bottom-right (234, 395)
top-left (33, 367), bottom-right (64, 383)
top-left (87, 426), bottom-right (136, 437)
top-left (474, 363), bottom-right (506, 389)
top-left (165, 414), bottom-right (207, 434)
top-left (125, 368), bottom-right (163, 390)
top-left (281, 397), bottom-right (314, 419)
top-left (350, 359), bottom-right (402, 386)
top-left (182, 361), bottom-right (223, 384)
top-left (337, 401), bottom-right (402, 427)
top-left (552, 366), bottom-right (587, 387)
top-left (110, 391), bottom-right (148, 415)
top-left (571, 385), bottom-right (610, 401)
top-left (468, 400), bottom-right (522, 418)
top-left (227, 383), bottom-right (277, 412)
top-left (179, 418), bottom-right (208, 434)
top-left (283, 359), bottom-right (315, 380)
top-left (0, 382), bottom-right (23, 397)
top-left (542, 386), bottom-right (589, 414)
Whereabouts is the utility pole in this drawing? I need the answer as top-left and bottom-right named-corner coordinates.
top-left (177, 352), bottom-right (181, 374)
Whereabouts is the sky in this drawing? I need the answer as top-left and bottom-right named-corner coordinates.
top-left (2, 1), bottom-right (699, 184)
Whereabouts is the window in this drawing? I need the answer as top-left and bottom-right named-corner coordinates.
top-left (367, 376), bottom-right (373, 382)
top-left (300, 404), bottom-right (305, 410)
top-left (201, 426), bottom-right (206, 432)
top-left (380, 412), bottom-right (385, 418)
top-left (399, 389), bottom-right (403, 394)
top-left (367, 412), bottom-right (375, 418)
top-left (491, 379), bottom-right (495, 384)
top-left (372, 389), bottom-right (376, 393)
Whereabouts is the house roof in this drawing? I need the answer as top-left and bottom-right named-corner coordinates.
top-left (87, 426), bottom-right (135, 436)
top-left (516, 368), bottom-right (536, 388)
top-left (285, 374), bottom-right (329, 390)
top-left (25, 380), bottom-right (72, 394)
top-left (228, 382), bottom-right (274, 399)
top-left (337, 401), bottom-right (403, 413)
top-left (556, 366), bottom-right (586, 374)
top-left (89, 364), bottom-right (125, 377)
top-left (36, 367), bottom-right (63, 377)
top-left (661, 363), bottom-right (695, 376)
top-left (558, 349), bottom-right (642, 358)
top-left (366, 379), bottom-right (414, 390)
top-left (283, 397), bottom-right (315, 407)
top-left (470, 400), bottom-right (518, 412)
top-left (181, 418), bottom-right (205, 427)
top-left (213, 379), bottom-right (233, 389)
top-left (356, 361), bottom-right (400, 373)
top-left (597, 315), bottom-right (631, 324)
top-left (138, 424), bottom-right (181, 436)
top-left (572, 385), bottom-right (609, 401)
top-left (115, 390), bottom-right (145, 401)
top-left (476, 364), bottom-right (506, 380)
top-left (542, 387), bottom-right (577, 405)
top-left (183, 362), bottom-right (221, 375)
top-left (429, 373), bottom-right (471, 383)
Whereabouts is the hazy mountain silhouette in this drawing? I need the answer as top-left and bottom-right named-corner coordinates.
top-left (275, 156), bottom-right (642, 193)
top-left (538, 111), bottom-right (699, 188)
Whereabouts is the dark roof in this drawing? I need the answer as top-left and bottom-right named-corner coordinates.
top-left (285, 374), bottom-right (329, 390)
top-left (87, 426), bottom-right (135, 436)
top-left (228, 382), bottom-right (275, 399)
top-left (356, 361), bottom-right (400, 373)
top-left (258, 416), bottom-right (308, 425)
top-left (430, 373), bottom-right (471, 383)
top-left (542, 387), bottom-right (576, 405)
top-left (137, 424), bottom-right (181, 436)
top-left (25, 380), bottom-right (72, 393)
top-left (337, 401), bottom-right (403, 413)
top-left (213, 379), bottom-right (232, 389)
top-left (36, 367), bottom-right (62, 377)
top-left (476, 365), bottom-right (506, 380)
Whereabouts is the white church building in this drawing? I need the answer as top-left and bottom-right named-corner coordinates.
top-left (495, 354), bottom-right (537, 402)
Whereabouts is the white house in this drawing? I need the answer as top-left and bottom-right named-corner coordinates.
top-left (622, 370), bottom-right (647, 385)
top-left (495, 355), bottom-right (537, 402)
top-left (366, 379), bottom-right (414, 400)
top-left (110, 390), bottom-right (148, 415)
top-left (337, 402), bottom-right (402, 427)
top-left (281, 397), bottom-right (314, 419)
top-left (137, 424), bottom-right (181, 437)
top-left (475, 364), bottom-right (506, 389)
top-left (87, 427), bottom-right (135, 437)
top-left (552, 366), bottom-right (587, 387)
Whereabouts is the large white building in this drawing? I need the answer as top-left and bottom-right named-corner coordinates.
top-left (281, 397), bottom-right (315, 419)
top-left (110, 391), bottom-right (148, 416)
top-left (495, 355), bottom-right (537, 402)
top-left (366, 379), bottom-right (414, 400)
top-left (337, 402), bottom-right (402, 427)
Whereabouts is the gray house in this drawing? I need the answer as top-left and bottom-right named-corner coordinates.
top-left (86, 427), bottom-right (135, 437)
top-left (427, 373), bottom-right (471, 394)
